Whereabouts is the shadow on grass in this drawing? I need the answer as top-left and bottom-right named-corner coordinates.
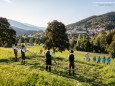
top-left (0, 57), bottom-right (17, 63)
top-left (51, 69), bottom-right (105, 86)
top-left (0, 55), bottom-right (106, 86)
top-left (0, 59), bottom-right (9, 63)
top-left (27, 61), bottom-right (105, 86)
top-left (55, 57), bottom-right (65, 61)
top-left (76, 60), bottom-right (104, 68)
top-left (29, 63), bottom-right (46, 71)
top-left (107, 82), bottom-right (115, 86)
top-left (0, 55), bottom-right (43, 63)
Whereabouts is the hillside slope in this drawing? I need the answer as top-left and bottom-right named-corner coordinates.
top-left (0, 46), bottom-right (115, 86)
top-left (11, 26), bottom-right (42, 35)
top-left (8, 19), bottom-right (44, 31)
top-left (8, 19), bottom-right (44, 35)
top-left (66, 12), bottom-right (115, 30)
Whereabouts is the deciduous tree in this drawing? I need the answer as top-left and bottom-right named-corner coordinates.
top-left (44, 20), bottom-right (69, 52)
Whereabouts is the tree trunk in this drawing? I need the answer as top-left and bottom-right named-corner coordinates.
top-left (53, 47), bottom-right (55, 54)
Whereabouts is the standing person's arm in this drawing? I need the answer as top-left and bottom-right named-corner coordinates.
top-left (68, 54), bottom-right (70, 59)
top-left (25, 47), bottom-right (26, 52)
top-left (16, 47), bottom-right (18, 52)
top-left (50, 51), bottom-right (52, 56)
top-left (74, 55), bottom-right (76, 60)
top-left (13, 47), bottom-right (16, 53)
top-left (68, 54), bottom-right (71, 62)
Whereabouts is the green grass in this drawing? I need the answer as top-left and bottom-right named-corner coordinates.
top-left (0, 46), bottom-right (115, 86)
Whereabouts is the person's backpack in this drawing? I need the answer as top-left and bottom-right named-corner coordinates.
top-left (46, 51), bottom-right (51, 60)
top-left (69, 54), bottom-right (74, 62)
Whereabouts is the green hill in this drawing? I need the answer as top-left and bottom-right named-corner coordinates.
top-left (66, 12), bottom-right (115, 30)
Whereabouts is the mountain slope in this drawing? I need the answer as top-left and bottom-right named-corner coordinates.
top-left (66, 12), bottom-right (115, 30)
top-left (8, 19), bottom-right (45, 35)
top-left (11, 26), bottom-right (40, 35)
top-left (8, 19), bottom-right (45, 31)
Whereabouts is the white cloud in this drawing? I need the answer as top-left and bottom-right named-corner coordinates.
top-left (3, 0), bottom-right (12, 3)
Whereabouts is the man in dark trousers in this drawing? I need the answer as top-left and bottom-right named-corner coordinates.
top-left (68, 50), bottom-right (75, 76)
top-left (21, 45), bottom-right (26, 64)
top-left (13, 44), bottom-right (18, 61)
top-left (45, 48), bottom-right (52, 72)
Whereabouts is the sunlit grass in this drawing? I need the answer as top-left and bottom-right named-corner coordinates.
top-left (0, 45), bottom-right (115, 86)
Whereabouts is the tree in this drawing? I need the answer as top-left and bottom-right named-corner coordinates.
top-left (24, 40), bottom-right (27, 45)
top-left (105, 24), bottom-right (115, 30)
top-left (106, 31), bottom-right (115, 44)
top-left (105, 44), bottom-right (109, 53)
top-left (0, 17), bottom-right (16, 47)
top-left (109, 41), bottom-right (115, 58)
top-left (83, 40), bottom-right (91, 52)
top-left (34, 38), bottom-right (40, 45)
top-left (44, 20), bottom-right (69, 52)
top-left (76, 34), bottom-right (81, 51)
top-left (70, 37), bottom-right (75, 49)
top-left (80, 35), bottom-right (86, 51)
top-left (29, 38), bottom-right (34, 44)
top-left (93, 33), bottom-right (102, 52)
top-left (18, 38), bottom-right (22, 45)
top-left (112, 34), bottom-right (115, 41)
top-left (99, 33), bottom-right (107, 52)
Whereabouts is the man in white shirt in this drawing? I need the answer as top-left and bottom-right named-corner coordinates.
top-left (21, 45), bottom-right (26, 64)
top-left (13, 44), bottom-right (18, 61)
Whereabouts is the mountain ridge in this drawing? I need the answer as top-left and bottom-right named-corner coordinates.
top-left (8, 19), bottom-right (45, 35)
top-left (8, 19), bottom-right (45, 31)
top-left (66, 12), bottom-right (115, 30)
top-left (11, 26), bottom-right (42, 35)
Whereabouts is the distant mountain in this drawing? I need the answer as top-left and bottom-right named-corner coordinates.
top-left (66, 12), bottom-right (115, 30)
top-left (23, 23), bottom-right (45, 30)
top-left (8, 19), bottom-right (45, 35)
top-left (11, 26), bottom-right (42, 35)
top-left (8, 19), bottom-right (45, 31)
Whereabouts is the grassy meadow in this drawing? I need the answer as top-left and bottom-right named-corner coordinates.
top-left (0, 45), bottom-right (115, 86)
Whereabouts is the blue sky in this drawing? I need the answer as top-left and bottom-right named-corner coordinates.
top-left (0, 0), bottom-right (115, 27)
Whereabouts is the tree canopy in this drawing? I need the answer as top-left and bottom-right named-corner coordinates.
top-left (0, 17), bottom-right (16, 47)
top-left (44, 20), bottom-right (69, 52)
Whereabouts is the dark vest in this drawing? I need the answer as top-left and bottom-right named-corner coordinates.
top-left (46, 51), bottom-right (51, 60)
top-left (69, 54), bottom-right (74, 63)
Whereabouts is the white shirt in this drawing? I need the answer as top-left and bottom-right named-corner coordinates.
top-left (21, 47), bottom-right (26, 52)
top-left (85, 55), bottom-right (90, 61)
top-left (14, 46), bottom-right (18, 51)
